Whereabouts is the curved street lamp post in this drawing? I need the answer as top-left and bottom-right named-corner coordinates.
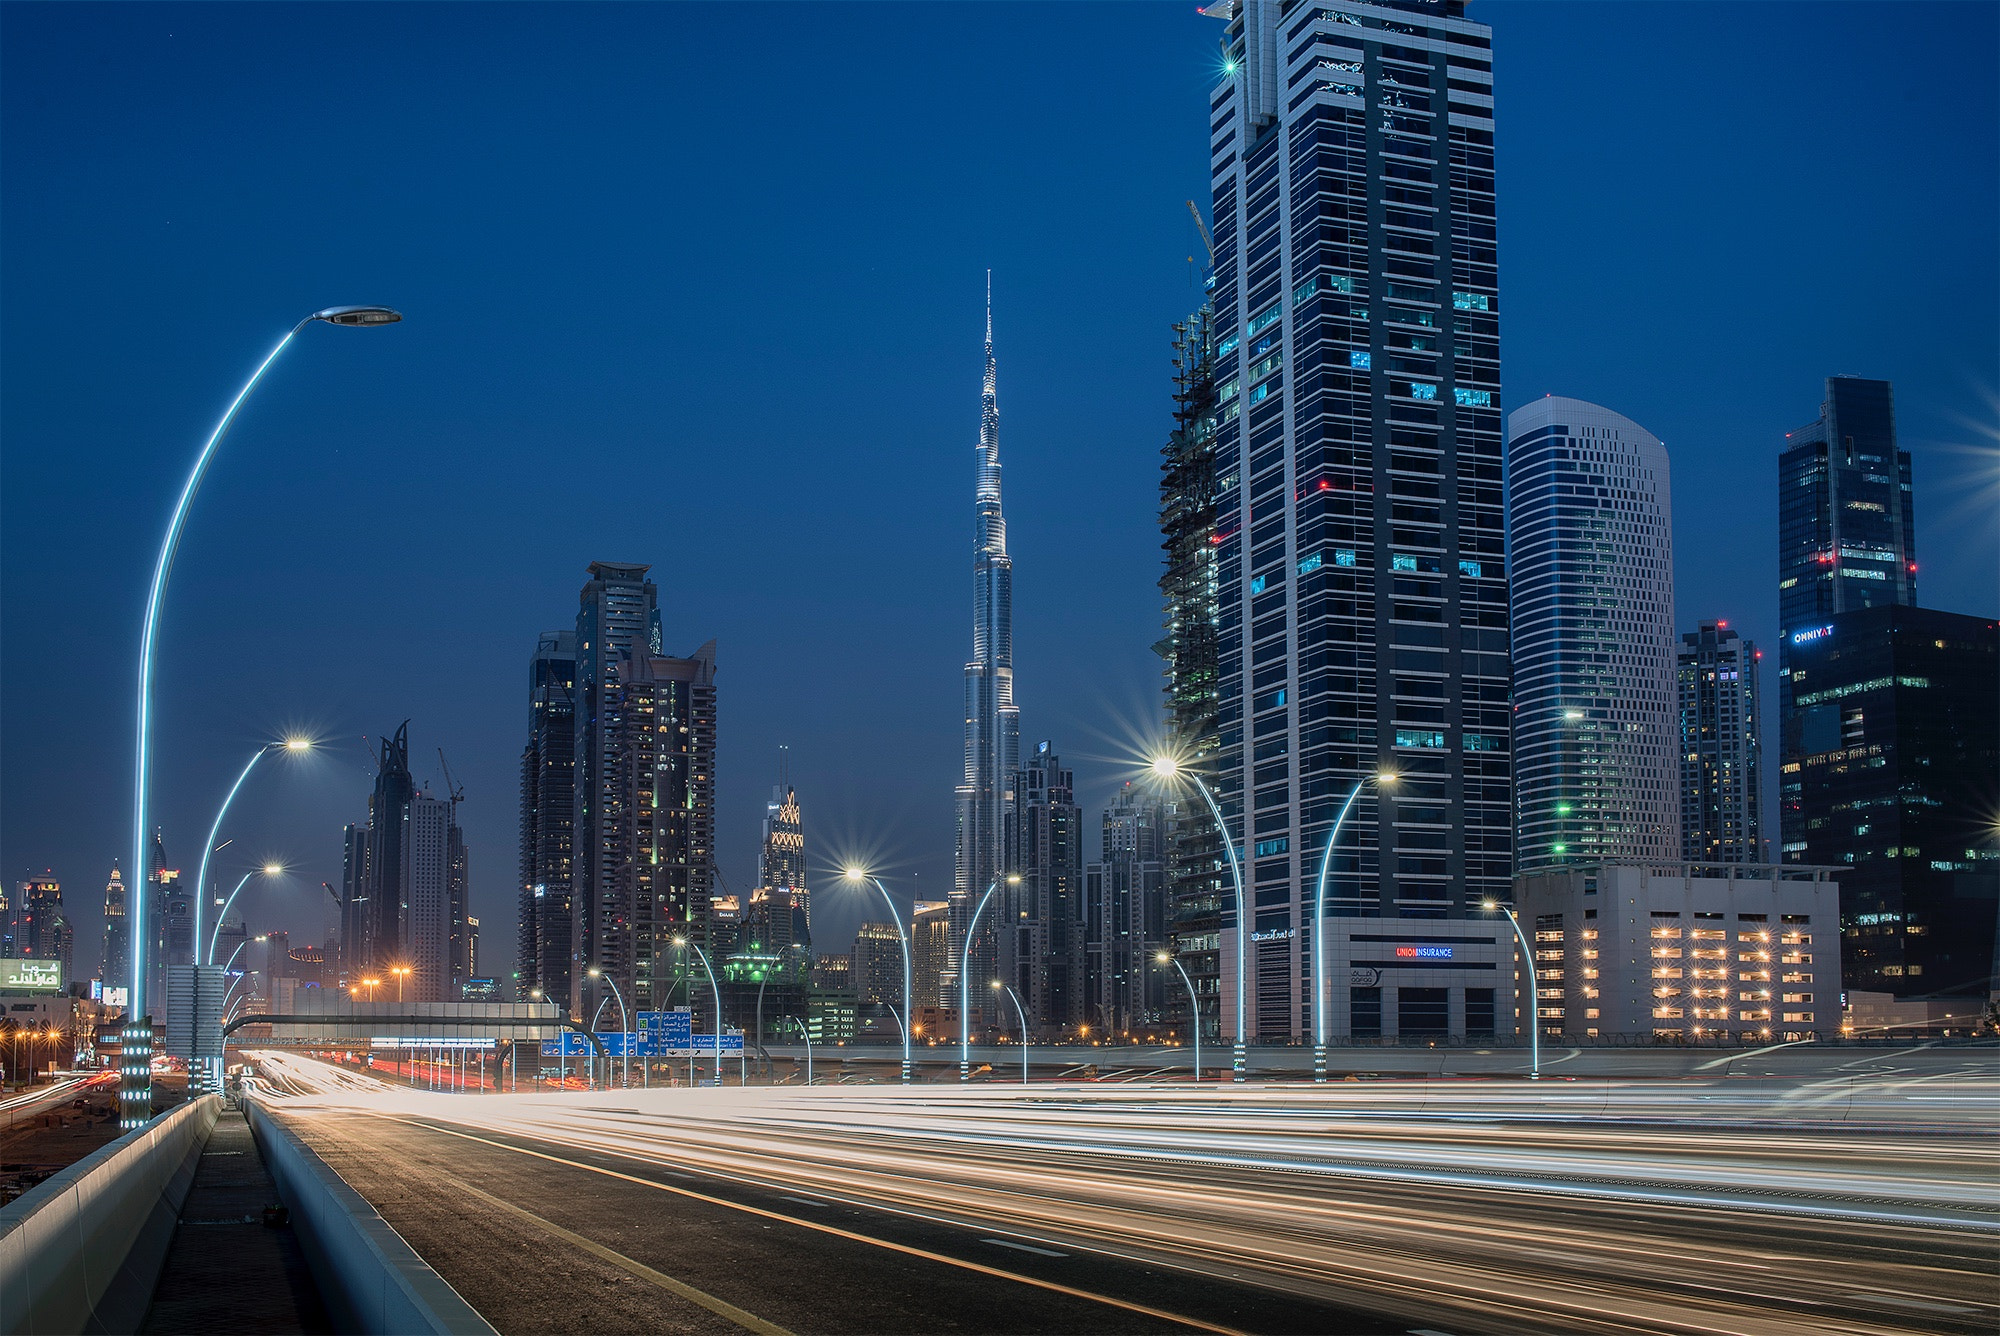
top-left (673, 937), bottom-right (727, 1087)
top-left (844, 870), bottom-right (914, 1083)
top-left (587, 967), bottom-right (631, 1088)
top-left (1148, 758), bottom-right (1249, 1081)
top-left (192, 739), bottom-right (311, 967)
top-left (990, 981), bottom-right (1029, 1084)
top-left (1310, 772), bottom-right (1396, 1082)
top-left (1155, 951), bottom-right (1201, 1082)
top-left (1484, 900), bottom-right (1542, 1079)
top-left (959, 875), bottom-right (1020, 1080)
top-left (126, 304), bottom-right (399, 1127)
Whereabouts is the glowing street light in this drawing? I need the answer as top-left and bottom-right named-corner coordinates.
top-left (844, 868), bottom-right (914, 1083)
top-left (1155, 951), bottom-right (1201, 1082)
top-left (1310, 770), bottom-right (1396, 1082)
top-left (1147, 755), bottom-right (1250, 1081)
top-left (960, 874), bottom-right (1021, 1080)
top-left (1483, 899), bottom-right (1541, 1080)
top-left (391, 964), bottom-right (412, 1005)
top-left (989, 981), bottom-right (1029, 1084)
top-left (192, 735), bottom-right (314, 965)
top-left (128, 304), bottom-right (399, 1127)
top-left (671, 937), bottom-right (726, 1087)
top-left (205, 863), bottom-right (284, 965)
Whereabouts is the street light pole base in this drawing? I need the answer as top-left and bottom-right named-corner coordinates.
top-left (1232, 1044), bottom-right (1246, 1083)
top-left (1313, 1047), bottom-right (1326, 1083)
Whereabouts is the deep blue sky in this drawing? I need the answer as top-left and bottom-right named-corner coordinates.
top-left (4, 2), bottom-right (1994, 983)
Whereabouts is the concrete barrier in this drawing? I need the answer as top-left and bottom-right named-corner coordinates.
top-left (243, 1098), bottom-right (494, 1335)
top-left (0, 1093), bottom-right (219, 1335)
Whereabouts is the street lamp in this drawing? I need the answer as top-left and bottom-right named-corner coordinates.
top-left (1484, 899), bottom-right (1541, 1080)
top-left (990, 981), bottom-right (1029, 1084)
top-left (586, 967), bottom-right (631, 1089)
top-left (672, 937), bottom-right (726, 1087)
top-left (1155, 951), bottom-right (1201, 1082)
top-left (192, 737), bottom-right (312, 965)
top-left (128, 304), bottom-right (399, 1127)
top-left (1148, 756), bottom-right (1249, 1081)
top-left (391, 965), bottom-right (412, 1005)
top-left (1311, 771), bottom-right (1396, 1082)
top-left (781, 1015), bottom-right (814, 1086)
top-left (843, 868), bottom-right (913, 1083)
top-left (960, 874), bottom-right (1021, 1080)
top-left (205, 863), bottom-right (284, 965)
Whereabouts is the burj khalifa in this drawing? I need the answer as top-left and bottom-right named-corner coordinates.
top-left (952, 276), bottom-right (1019, 1020)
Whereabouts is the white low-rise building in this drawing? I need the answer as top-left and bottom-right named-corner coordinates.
top-left (1513, 862), bottom-right (1840, 1041)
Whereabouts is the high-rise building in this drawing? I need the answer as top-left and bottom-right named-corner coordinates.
top-left (1159, 301), bottom-right (1221, 1039)
top-left (147, 830), bottom-right (186, 1012)
top-left (1086, 783), bottom-right (1168, 1036)
top-left (1193, 0), bottom-right (1509, 1042)
top-left (851, 922), bottom-right (904, 1015)
top-left (574, 629), bottom-right (718, 1027)
top-left (749, 785), bottom-right (809, 954)
top-left (954, 281), bottom-right (1021, 1031)
top-left (911, 900), bottom-right (951, 1013)
top-left (403, 790), bottom-right (455, 1004)
top-left (518, 631), bottom-right (576, 1012)
top-left (1508, 397), bottom-right (1678, 871)
top-left (1678, 621), bottom-right (1764, 862)
top-left (1777, 377), bottom-right (1916, 640)
top-left (1779, 605), bottom-right (1998, 998)
top-left (101, 864), bottom-right (131, 992)
top-left (446, 820), bottom-right (471, 999)
top-left (337, 823), bottom-right (367, 990)
top-left (16, 874), bottom-right (60, 961)
top-left (1003, 742), bottom-right (1084, 1033)
top-left (358, 724), bottom-right (416, 975)
top-left (0, 879), bottom-right (10, 958)
top-left (465, 915), bottom-right (479, 982)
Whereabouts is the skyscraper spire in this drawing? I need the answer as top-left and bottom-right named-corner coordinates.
top-left (955, 275), bottom-right (1019, 1026)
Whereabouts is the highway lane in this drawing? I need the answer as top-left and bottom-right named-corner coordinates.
top-left (249, 1055), bottom-right (1998, 1335)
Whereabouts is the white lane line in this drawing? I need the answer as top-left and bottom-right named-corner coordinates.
top-left (983, 1238), bottom-right (1068, 1258)
top-left (780, 1195), bottom-right (824, 1207)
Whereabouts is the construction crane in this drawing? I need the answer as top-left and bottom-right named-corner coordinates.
top-left (437, 749), bottom-right (465, 810)
top-left (1186, 199), bottom-right (1216, 264)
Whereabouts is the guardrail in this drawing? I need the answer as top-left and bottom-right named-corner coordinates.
top-left (243, 1095), bottom-right (494, 1335)
top-left (0, 1092), bottom-right (218, 1335)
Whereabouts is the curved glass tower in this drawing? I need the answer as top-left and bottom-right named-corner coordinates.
top-left (953, 278), bottom-right (1020, 1019)
top-left (1507, 396), bottom-right (1679, 871)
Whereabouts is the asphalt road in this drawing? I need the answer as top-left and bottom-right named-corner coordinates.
top-left (252, 1054), bottom-right (1999, 1336)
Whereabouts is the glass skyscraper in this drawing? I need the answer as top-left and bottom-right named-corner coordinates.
top-left (1507, 397), bottom-right (1679, 872)
top-left (1199, 0), bottom-right (1508, 1042)
top-left (1676, 620), bottom-right (1764, 862)
top-left (518, 629), bottom-right (576, 1006)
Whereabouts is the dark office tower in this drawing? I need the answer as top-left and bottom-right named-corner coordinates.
top-left (17, 874), bottom-right (60, 961)
top-left (1778, 377), bottom-right (1916, 636)
top-left (1781, 607), bottom-right (1998, 998)
top-left (518, 631), bottom-right (576, 1010)
top-left (0, 880), bottom-right (10, 958)
top-left (954, 281), bottom-right (1021, 1032)
top-left (147, 830), bottom-right (187, 1011)
top-left (1678, 621), bottom-right (1765, 862)
top-left (101, 864), bottom-right (130, 991)
top-left (1085, 783), bottom-right (1168, 1036)
top-left (575, 639), bottom-right (717, 1026)
top-left (361, 723), bottom-right (416, 975)
top-left (572, 562), bottom-right (664, 1018)
top-left (1508, 398), bottom-right (1679, 872)
top-left (1159, 299), bottom-right (1222, 1038)
top-left (337, 824), bottom-right (367, 989)
top-left (1199, 0), bottom-right (1508, 1041)
top-left (1003, 742), bottom-right (1084, 1032)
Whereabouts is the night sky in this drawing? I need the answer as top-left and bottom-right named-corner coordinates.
top-left (3, 2), bottom-right (1994, 983)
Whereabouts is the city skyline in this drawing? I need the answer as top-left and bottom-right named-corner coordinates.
top-left (3, 2), bottom-right (1996, 985)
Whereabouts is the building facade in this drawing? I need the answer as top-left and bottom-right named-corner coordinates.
top-left (1677, 621), bottom-right (1764, 862)
top-left (1085, 784), bottom-right (1167, 1036)
top-left (1004, 742), bottom-right (1084, 1034)
top-left (357, 724), bottom-right (416, 977)
top-left (1508, 397), bottom-right (1678, 872)
top-left (953, 284), bottom-right (1021, 1032)
top-left (1513, 862), bottom-right (1841, 1041)
top-left (911, 900), bottom-right (951, 1015)
top-left (101, 864), bottom-right (130, 996)
top-left (1779, 605), bottom-right (1999, 998)
top-left (518, 630), bottom-right (576, 1007)
top-left (15, 875), bottom-right (61, 963)
top-left (749, 785), bottom-right (809, 955)
top-left (1777, 377), bottom-right (1916, 641)
top-left (1196, 0), bottom-right (1510, 1043)
top-left (851, 922), bottom-right (904, 1016)
top-left (1159, 301), bottom-right (1222, 1039)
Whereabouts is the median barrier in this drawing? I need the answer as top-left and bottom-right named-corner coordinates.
top-left (0, 1092), bottom-right (218, 1335)
top-left (242, 1096), bottom-right (494, 1335)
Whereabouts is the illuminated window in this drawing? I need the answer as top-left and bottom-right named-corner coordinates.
top-left (1394, 729), bottom-right (1447, 749)
top-left (1451, 291), bottom-right (1490, 311)
top-left (1453, 387), bottom-right (1492, 407)
top-left (1458, 559), bottom-right (1483, 578)
top-left (1298, 553), bottom-right (1323, 575)
top-left (1350, 350), bottom-right (1371, 370)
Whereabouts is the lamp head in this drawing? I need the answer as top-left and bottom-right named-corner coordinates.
top-left (672, 935), bottom-right (688, 947)
top-left (313, 305), bottom-right (402, 327)
top-left (1375, 770), bottom-right (1397, 786)
top-left (262, 862), bottom-right (284, 877)
top-left (1155, 951), bottom-right (1171, 964)
top-left (989, 979), bottom-right (1003, 991)
top-left (588, 967), bottom-right (602, 978)
top-left (1148, 756), bottom-right (1180, 779)
top-left (1006, 874), bottom-right (1021, 884)
top-left (1482, 899), bottom-right (1498, 911)
top-left (843, 866), bottom-right (869, 882)
top-left (282, 736), bottom-right (312, 753)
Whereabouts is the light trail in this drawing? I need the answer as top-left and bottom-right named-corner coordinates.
top-left (247, 1054), bottom-right (1999, 1336)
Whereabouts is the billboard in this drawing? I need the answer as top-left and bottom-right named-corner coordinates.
top-left (0, 959), bottom-right (63, 993)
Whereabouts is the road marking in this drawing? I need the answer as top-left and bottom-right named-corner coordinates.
top-left (983, 1238), bottom-right (1068, 1258)
top-left (446, 1175), bottom-right (794, 1336)
top-left (1842, 1292), bottom-right (1980, 1315)
top-left (780, 1195), bottom-right (824, 1207)
top-left (382, 1117), bottom-right (1246, 1335)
